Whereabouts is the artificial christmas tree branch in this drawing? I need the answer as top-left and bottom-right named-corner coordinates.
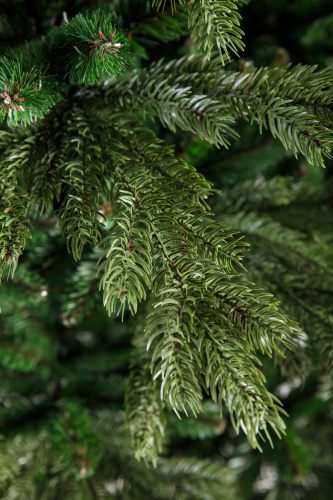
top-left (0, 1), bottom-right (333, 495)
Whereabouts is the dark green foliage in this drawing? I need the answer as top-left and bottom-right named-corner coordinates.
top-left (50, 10), bottom-right (130, 84)
top-left (0, 54), bottom-right (60, 125)
top-left (0, 223), bottom-right (240, 497)
top-left (0, 0), bottom-right (333, 498)
top-left (0, 10), bottom-right (130, 126)
top-left (103, 53), bottom-right (333, 166)
top-left (125, 332), bottom-right (166, 466)
top-left (153, 0), bottom-right (245, 62)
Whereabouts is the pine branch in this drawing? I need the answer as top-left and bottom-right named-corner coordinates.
top-left (0, 134), bottom-right (32, 280)
top-left (1, 1), bottom-right (332, 477)
top-left (219, 210), bottom-right (325, 272)
top-left (89, 116), bottom-right (300, 447)
top-left (102, 56), bottom-right (333, 165)
top-left (104, 68), bottom-right (238, 148)
top-left (126, 333), bottom-right (166, 466)
top-left (0, 103), bottom-right (71, 214)
top-left (153, 0), bottom-right (245, 64)
top-left (0, 11), bottom-right (130, 127)
top-left (205, 66), bottom-right (333, 167)
top-left (0, 97), bottom-right (302, 451)
top-left (140, 55), bottom-right (333, 167)
top-left (57, 106), bottom-right (106, 261)
top-left (186, 0), bottom-right (245, 62)
top-left (0, 54), bottom-right (60, 126)
top-left (49, 10), bottom-right (130, 84)
top-left (97, 180), bottom-right (153, 318)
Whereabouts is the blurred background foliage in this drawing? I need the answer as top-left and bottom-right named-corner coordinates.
top-left (0, 0), bottom-right (333, 498)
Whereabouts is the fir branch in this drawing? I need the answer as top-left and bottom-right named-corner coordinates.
top-left (57, 107), bottom-right (106, 261)
top-left (103, 56), bottom-right (333, 165)
top-left (110, 122), bottom-right (215, 203)
top-left (142, 55), bottom-right (333, 167)
top-left (50, 10), bottom-right (130, 84)
top-left (94, 119), bottom-right (299, 445)
top-left (0, 204), bottom-right (31, 281)
top-left (97, 171), bottom-right (153, 318)
top-left (0, 134), bottom-right (33, 280)
top-left (205, 66), bottom-right (333, 167)
top-left (212, 178), bottom-right (333, 380)
top-left (0, 54), bottom-right (60, 126)
top-left (0, 106), bottom-right (68, 214)
top-left (147, 216), bottom-right (205, 418)
top-left (186, 0), bottom-right (245, 62)
top-left (126, 335), bottom-right (166, 466)
top-left (104, 70), bottom-right (238, 148)
top-left (166, 211), bottom-right (248, 273)
top-left (219, 210), bottom-right (327, 273)
top-left (195, 313), bottom-right (287, 449)
top-left (153, 0), bottom-right (245, 63)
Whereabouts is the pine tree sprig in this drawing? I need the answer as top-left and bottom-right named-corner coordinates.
top-left (57, 107), bottom-right (106, 261)
top-left (50, 10), bottom-right (130, 84)
top-left (97, 198), bottom-right (153, 318)
top-left (153, 1), bottom-right (245, 64)
top-left (145, 55), bottom-right (333, 167)
top-left (103, 56), bottom-right (333, 165)
top-left (126, 333), bottom-right (166, 466)
top-left (0, 2), bottom-right (332, 485)
top-left (104, 66), bottom-right (238, 148)
top-left (0, 55), bottom-right (60, 126)
top-left (0, 133), bottom-right (34, 280)
top-left (186, 0), bottom-right (245, 63)
top-left (0, 202), bottom-right (31, 281)
top-left (79, 115), bottom-right (301, 447)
